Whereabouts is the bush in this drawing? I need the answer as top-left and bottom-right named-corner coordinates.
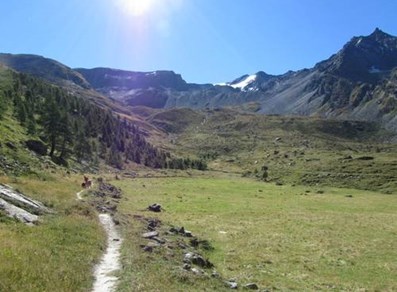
top-left (25, 139), bottom-right (47, 156)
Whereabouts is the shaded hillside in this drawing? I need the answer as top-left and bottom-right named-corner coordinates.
top-left (0, 53), bottom-right (146, 127)
top-left (0, 66), bottom-right (206, 172)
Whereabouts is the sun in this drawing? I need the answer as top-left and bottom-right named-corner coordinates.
top-left (117, 0), bottom-right (154, 16)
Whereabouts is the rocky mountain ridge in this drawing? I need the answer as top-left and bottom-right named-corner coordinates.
top-left (0, 53), bottom-right (91, 89)
top-left (1, 28), bottom-right (397, 132)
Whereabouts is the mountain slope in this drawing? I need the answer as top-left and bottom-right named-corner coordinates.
top-left (0, 53), bottom-right (91, 89)
top-left (0, 65), bottom-right (208, 172)
top-left (0, 53), bottom-right (157, 129)
top-left (1, 29), bottom-right (397, 133)
top-left (75, 67), bottom-right (215, 108)
top-left (75, 28), bottom-right (397, 132)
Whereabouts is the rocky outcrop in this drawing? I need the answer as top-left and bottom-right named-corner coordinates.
top-left (0, 184), bottom-right (51, 225)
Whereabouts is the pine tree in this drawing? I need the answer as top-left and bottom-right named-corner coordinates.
top-left (74, 130), bottom-right (92, 162)
top-left (0, 90), bottom-right (8, 118)
top-left (40, 98), bottom-right (62, 157)
top-left (107, 143), bottom-right (123, 169)
top-left (58, 112), bottom-right (73, 160)
top-left (26, 113), bottom-right (36, 135)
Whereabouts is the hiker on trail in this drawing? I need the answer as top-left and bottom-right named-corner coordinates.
top-left (82, 175), bottom-right (92, 189)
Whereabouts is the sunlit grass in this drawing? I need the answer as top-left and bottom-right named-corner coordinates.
top-left (0, 175), bottom-right (105, 291)
top-left (114, 175), bottom-right (397, 291)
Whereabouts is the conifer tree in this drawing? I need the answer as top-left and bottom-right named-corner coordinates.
top-left (58, 112), bottom-right (73, 160)
top-left (40, 97), bottom-right (62, 157)
top-left (0, 91), bottom-right (8, 118)
top-left (107, 143), bottom-right (123, 169)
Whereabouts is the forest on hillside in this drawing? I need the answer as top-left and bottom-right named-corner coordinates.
top-left (0, 69), bottom-right (207, 170)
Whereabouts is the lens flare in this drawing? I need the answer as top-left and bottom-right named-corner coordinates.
top-left (117, 0), bottom-right (154, 16)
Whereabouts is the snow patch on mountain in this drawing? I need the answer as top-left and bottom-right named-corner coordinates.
top-left (230, 74), bottom-right (257, 90)
top-left (369, 66), bottom-right (382, 73)
top-left (215, 74), bottom-right (258, 91)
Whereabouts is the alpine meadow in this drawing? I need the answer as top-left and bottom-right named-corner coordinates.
top-left (1, 1), bottom-right (397, 291)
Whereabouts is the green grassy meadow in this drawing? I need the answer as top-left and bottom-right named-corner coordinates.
top-left (1, 97), bottom-right (397, 291)
top-left (146, 109), bottom-right (397, 194)
top-left (114, 174), bottom-right (397, 291)
top-left (0, 175), bottom-right (105, 292)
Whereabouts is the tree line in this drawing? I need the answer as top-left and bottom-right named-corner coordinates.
top-left (0, 69), bottom-right (207, 170)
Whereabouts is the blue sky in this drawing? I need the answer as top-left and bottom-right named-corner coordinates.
top-left (1, 0), bottom-right (396, 83)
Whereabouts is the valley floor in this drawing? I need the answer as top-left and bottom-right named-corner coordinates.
top-left (0, 171), bottom-right (396, 291)
top-left (112, 172), bottom-right (397, 291)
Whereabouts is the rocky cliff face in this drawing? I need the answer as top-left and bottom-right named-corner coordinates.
top-left (75, 68), bottom-right (189, 91)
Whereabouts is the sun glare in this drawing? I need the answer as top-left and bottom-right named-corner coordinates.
top-left (118, 0), bottom-right (154, 16)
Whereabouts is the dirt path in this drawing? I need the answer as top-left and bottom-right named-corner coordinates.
top-left (92, 213), bottom-right (122, 292)
top-left (76, 190), bottom-right (84, 200)
top-left (75, 190), bottom-right (123, 292)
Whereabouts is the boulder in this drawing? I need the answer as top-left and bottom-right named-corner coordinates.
top-left (148, 203), bottom-right (162, 212)
top-left (0, 184), bottom-right (51, 215)
top-left (191, 267), bottom-right (204, 275)
top-left (141, 241), bottom-right (161, 252)
top-left (0, 198), bottom-right (38, 225)
top-left (177, 226), bottom-right (193, 237)
top-left (244, 283), bottom-right (259, 290)
top-left (184, 230), bottom-right (193, 237)
top-left (189, 238), bottom-right (214, 250)
top-left (225, 280), bottom-right (238, 289)
top-left (184, 252), bottom-right (213, 268)
top-left (169, 226), bottom-right (179, 234)
top-left (142, 245), bottom-right (153, 252)
top-left (147, 218), bottom-right (161, 230)
top-left (211, 270), bottom-right (220, 278)
top-left (142, 231), bottom-right (159, 238)
top-left (152, 237), bottom-right (166, 244)
top-left (25, 139), bottom-right (47, 156)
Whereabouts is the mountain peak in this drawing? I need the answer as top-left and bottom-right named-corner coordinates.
top-left (368, 27), bottom-right (393, 41)
top-left (315, 28), bottom-right (397, 82)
